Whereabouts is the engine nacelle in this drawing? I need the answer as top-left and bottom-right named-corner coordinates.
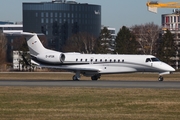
top-left (36, 53), bottom-right (65, 64)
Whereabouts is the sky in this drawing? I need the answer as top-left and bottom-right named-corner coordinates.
top-left (0, 0), bottom-right (177, 33)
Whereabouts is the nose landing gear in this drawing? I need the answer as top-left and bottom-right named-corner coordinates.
top-left (158, 76), bottom-right (164, 81)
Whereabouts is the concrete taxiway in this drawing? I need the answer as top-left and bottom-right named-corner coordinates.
top-left (0, 80), bottom-right (180, 89)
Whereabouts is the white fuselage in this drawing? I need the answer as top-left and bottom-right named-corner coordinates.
top-left (19, 32), bottom-right (175, 80)
top-left (33, 51), bottom-right (175, 76)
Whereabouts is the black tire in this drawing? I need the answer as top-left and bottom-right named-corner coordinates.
top-left (91, 76), bottom-right (98, 81)
top-left (158, 76), bottom-right (164, 81)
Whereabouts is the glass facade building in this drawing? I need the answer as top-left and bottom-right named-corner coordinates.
top-left (23, 1), bottom-right (101, 51)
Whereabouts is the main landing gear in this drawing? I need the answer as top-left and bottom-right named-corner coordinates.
top-left (91, 74), bottom-right (101, 81)
top-left (72, 71), bottom-right (80, 81)
top-left (158, 76), bottom-right (164, 82)
top-left (72, 71), bottom-right (101, 81)
top-left (72, 75), bottom-right (80, 81)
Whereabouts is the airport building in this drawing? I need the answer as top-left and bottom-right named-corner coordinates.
top-left (162, 12), bottom-right (180, 31)
top-left (0, 24), bottom-right (23, 63)
top-left (0, 24), bottom-right (23, 34)
top-left (23, 0), bottom-right (101, 51)
top-left (0, 21), bottom-right (14, 25)
top-left (162, 11), bottom-right (180, 69)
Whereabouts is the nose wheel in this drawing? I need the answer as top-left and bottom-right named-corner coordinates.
top-left (158, 76), bottom-right (164, 81)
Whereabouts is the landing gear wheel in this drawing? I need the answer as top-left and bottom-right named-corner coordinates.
top-left (91, 74), bottom-right (101, 81)
top-left (73, 75), bottom-right (79, 81)
top-left (158, 76), bottom-right (164, 82)
top-left (91, 76), bottom-right (98, 81)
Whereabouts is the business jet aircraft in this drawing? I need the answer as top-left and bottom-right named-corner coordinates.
top-left (22, 32), bottom-right (175, 81)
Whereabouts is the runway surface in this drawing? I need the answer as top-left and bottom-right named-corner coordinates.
top-left (0, 80), bottom-right (180, 89)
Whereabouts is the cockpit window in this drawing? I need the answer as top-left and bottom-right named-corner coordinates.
top-left (151, 58), bottom-right (160, 62)
top-left (146, 57), bottom-right (160, 63)
top-left (146, 58), bottom-right (151, 62)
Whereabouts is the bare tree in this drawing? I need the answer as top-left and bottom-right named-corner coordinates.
top-left (63, 33), bottom-right (82, 52)
top-left (80, 32), bottom-right (96, 54)
top-left (63, 32), bottom-right (96, 53)
top-left (131, 22), bottom-right (160, 55)
top-left (0, 33), bottom-right (7, 67)
top-left (13, 35), bottom-right (47, 50)
top-left (38, 35), bottom-right (48, 48)
top-left (13, 36), bottom-right (26, 51)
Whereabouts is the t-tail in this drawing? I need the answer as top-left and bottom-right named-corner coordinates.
top-left (22, 32), bottom-right (65, 64)
top-left (23, 32), bottom-right (49, 56)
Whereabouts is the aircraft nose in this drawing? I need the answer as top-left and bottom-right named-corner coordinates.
top-left (169, 66), bottom-right (175, 72)
top-left (165, 63), bottom-right (175, 72)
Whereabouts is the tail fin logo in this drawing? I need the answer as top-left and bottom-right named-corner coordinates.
top-left (32, 41), bottom-right (37, 44)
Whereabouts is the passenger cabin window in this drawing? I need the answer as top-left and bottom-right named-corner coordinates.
top-left (76, 59), bottom-right (78, 61)
top-left (146, 58), bottom-right (151, 62)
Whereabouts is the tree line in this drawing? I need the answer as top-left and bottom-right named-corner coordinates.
top-left (62, 22), bottom-right (178, 66)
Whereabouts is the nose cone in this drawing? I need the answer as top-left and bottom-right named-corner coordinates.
top-left (153, 62), bottom-right (176, 73)
top-left (169, 66), bottom-right (176, 72)
top-left (164, 63), bottom-right (175, 72)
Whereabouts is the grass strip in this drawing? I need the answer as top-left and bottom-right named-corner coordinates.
top-left (0, 87), bottom-right (180, 120)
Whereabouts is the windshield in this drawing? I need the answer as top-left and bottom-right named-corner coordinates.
top-left (151, 57), bottom-right (160, 62)
top-left (146, 57), bottom-right (160, 63)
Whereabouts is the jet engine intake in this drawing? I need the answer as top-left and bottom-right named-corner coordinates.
top-left (60, 53), bottom-right (65, 63)
top-left (36, 53), bottom-right (65, 64)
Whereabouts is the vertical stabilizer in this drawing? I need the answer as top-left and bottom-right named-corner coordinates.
top-left (23, 32), bottom-right (47, 56)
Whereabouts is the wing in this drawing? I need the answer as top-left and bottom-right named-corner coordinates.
top-left (31, 60), bottom-right (100, 73)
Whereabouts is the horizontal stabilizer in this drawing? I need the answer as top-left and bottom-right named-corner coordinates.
top-left (31, 60), bottom-right (40, 66)
top-left (5, 32), bottom-right (44, 36)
